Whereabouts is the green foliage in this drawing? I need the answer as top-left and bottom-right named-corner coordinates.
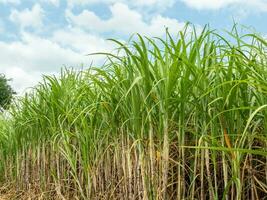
top-left (0, 74), bottom-right (15, 110)
top-left (0, 25), bottom-right (267, 199)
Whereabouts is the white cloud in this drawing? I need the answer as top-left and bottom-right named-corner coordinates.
top-left (41, 0), bottom-right (60, 7)
top-left (9, 4), bottom-right (44, 29)
top-left (66, 3), bottom-right (186, 37)
top-left (52, 28), bottom-right (114, 53)
top-left (66, 0), bottom-right (175, 10)
top-left (133, 0), bottom-right (175, 8)
top-left (3, 67), bottom-right (42, 94)
top-left (245, 0), bottom-right (267, 12)
top-left (180, 0), bottom-right (239, 10)
top-left (180, 0), bottom-right (267, 11)
top-left (0, 30), bottom-right (115, 94)
top-left (67, 0), bottom-right (102, 7)
top-left (0, 0), bottom-right (20, 4)
top-left (0, 32), bottom-right (88, 72)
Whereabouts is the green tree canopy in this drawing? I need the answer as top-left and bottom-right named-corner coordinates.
top-left (0, 74), bottom-right (16, 110)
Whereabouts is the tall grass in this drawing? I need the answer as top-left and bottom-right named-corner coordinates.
top-left (0, 25), bottom-right (267, 199)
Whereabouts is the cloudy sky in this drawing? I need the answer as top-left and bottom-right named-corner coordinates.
top-left (1, 0), bottom-right (267, 94)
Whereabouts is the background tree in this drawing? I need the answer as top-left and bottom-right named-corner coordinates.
top-left (0, 74), bottom-right (16, 110)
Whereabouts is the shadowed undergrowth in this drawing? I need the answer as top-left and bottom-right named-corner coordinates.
top-left (0, 25), bottom-right (267, 199)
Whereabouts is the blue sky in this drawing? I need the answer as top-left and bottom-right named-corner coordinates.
top-left (0, 0), bottom-right (267, 94)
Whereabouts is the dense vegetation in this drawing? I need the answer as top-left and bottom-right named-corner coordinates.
top-left (0, 26), bottom-right (267, 199)
top-left (0, 74), bottom-right (15, 110)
